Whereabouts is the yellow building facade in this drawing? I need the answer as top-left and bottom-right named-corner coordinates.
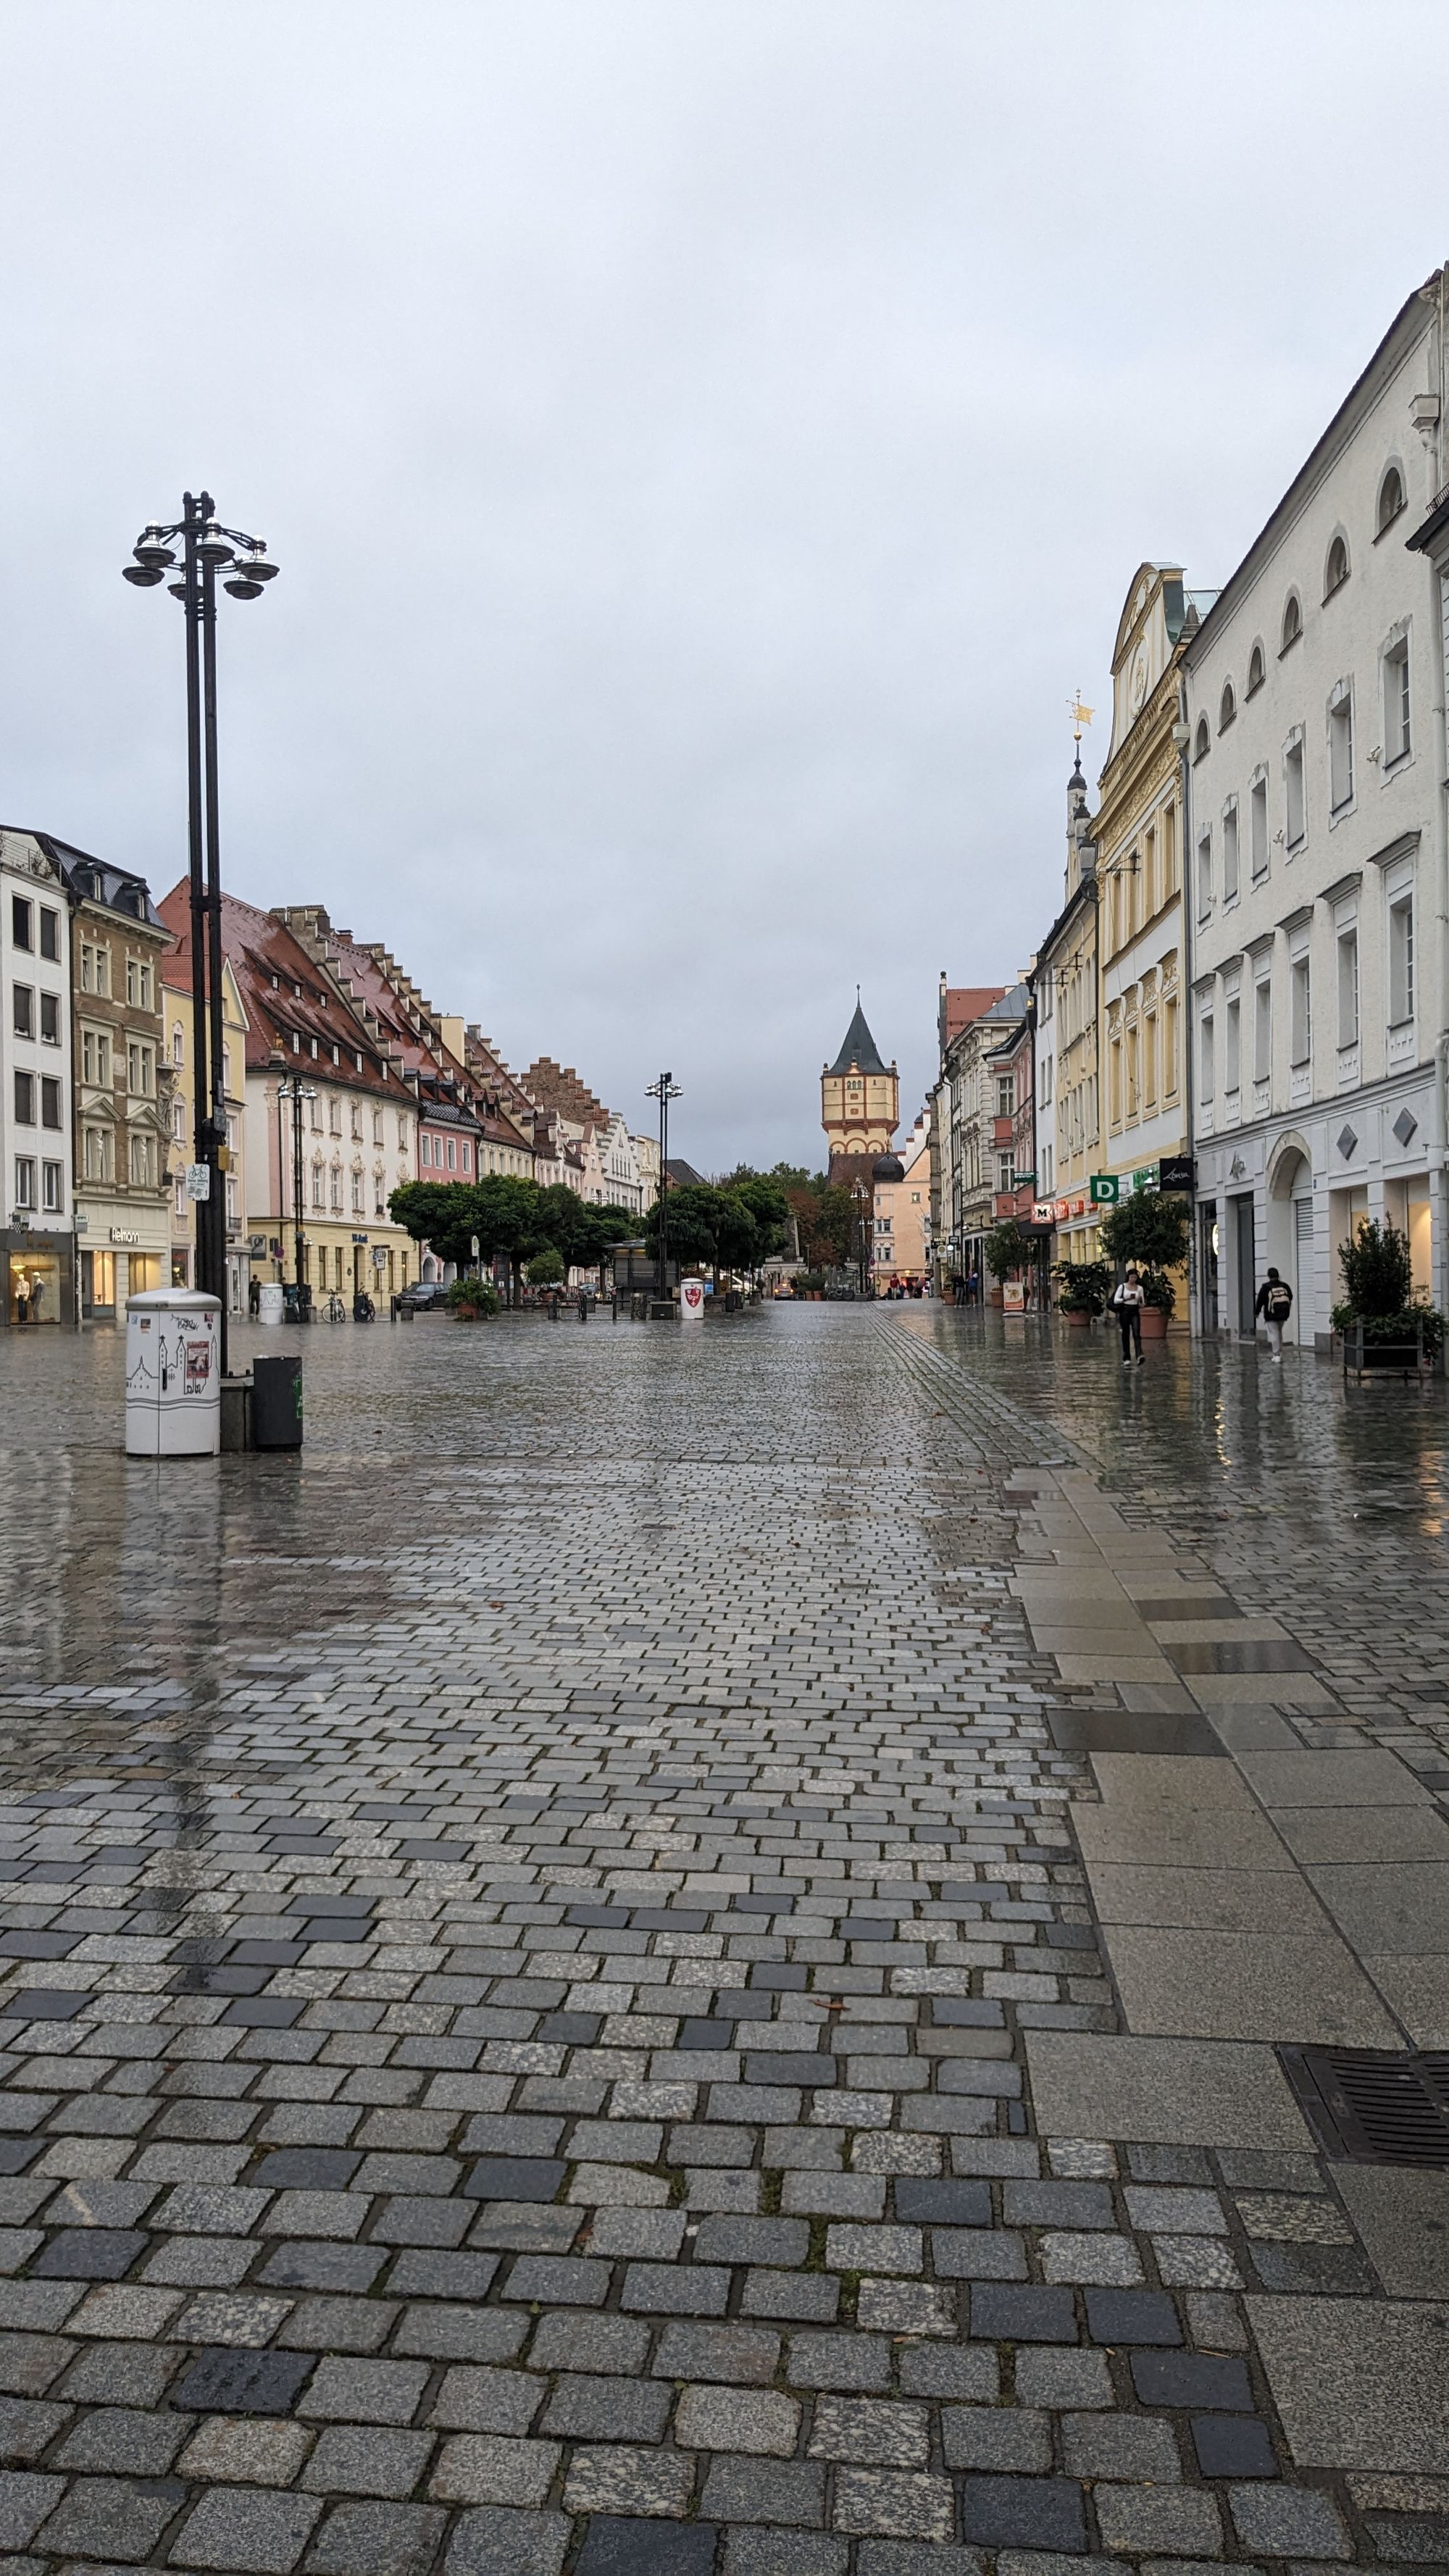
top-left (1032, 756), bottom-right (1103, 1264)
top-left (822, 1000), bottom-right (898, 1184)
top-left (1096, 566), bottom-right (1214, 1323)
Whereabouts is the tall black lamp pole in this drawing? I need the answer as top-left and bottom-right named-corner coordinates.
top-left (124, 494), bottom-right (278, 1370)
top-left (272, 1066), bottom-right (316, 1308)
top-left (646, 1072), bottom-right (681, 1295)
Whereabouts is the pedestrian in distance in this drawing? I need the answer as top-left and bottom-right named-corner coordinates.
top-left (1255, 1266), bottom-right (1293, 1360)
top-left (1111, 1263), bottom-right (1145, 1366)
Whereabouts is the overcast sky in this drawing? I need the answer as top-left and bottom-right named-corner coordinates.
top-left (1, 5), bottom-right (1445, 1174)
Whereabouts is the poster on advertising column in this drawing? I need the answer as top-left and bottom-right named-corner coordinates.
top-left (680, 1276), bottom-right (705, 1321)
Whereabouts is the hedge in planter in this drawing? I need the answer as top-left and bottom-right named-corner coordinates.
top-left (1053, 1258), bottom-right (1111, 1317)
top-left (1330, 1218), bottom-right (1443, 1361)
top-left (446, 1277), bottom-right (502, 1319)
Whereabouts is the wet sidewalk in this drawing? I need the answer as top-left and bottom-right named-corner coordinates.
top-left (0, 1305), bottom-right (1442, 2573)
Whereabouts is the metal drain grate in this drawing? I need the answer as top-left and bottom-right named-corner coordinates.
top-left (1280, 2046), bottom-right (1449, 2167)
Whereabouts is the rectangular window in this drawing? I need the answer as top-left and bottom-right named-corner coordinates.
top-left (1329, 695), bottom-right (1353, 810)
top-left (1385, 638), bottom-right (1411, 765)
top-left (995, 1153), bottom-right (1014, 1192)
top-left (329, 1097), bottom-right (342, 1136)
top-left (1250, 777), bottom-right (1269, 882)
top-left (1199, 1012), bottom-right (1215, 1103)
top-left (129, 1133), bottom-right (153, 1187)
top-left (40, 1078), bottom-right (61, 1130)
top-left (398, 1116), bottom-right (409, 1150)
top-left (1222, 804), bottom-right (1239, 903)
top-left (14, 1157), bottom-right (35, 1209)
top-left (40, 992), bottom-right (59, 1044)
top-left (1285, 740), bottom-right (1306, 846)
top-left (42, 1161), bottom-right (63, 1213)
top-left (1290, 956), bottom-right (1311, 1064)
top-left (995, 1076), bottom-right (1014, 1116)
top-left (127, 1042), bottom-right (154, 1096)
top-left (1164, 995), bottom-right (1179, 1097)
top-left (226, 1175), bottom-right (238, 1226)
top-left (1225, 995), bottom-right (1241, 1093)
top-left (39, 909), bottom-right (59, 963)
top-left (12, 897), bottom-right (33, 951)
top-left (1337, 929), bottom-right (1359, 1046)
top-left (373, 1108), bottom-right (384, 1144)
top-left (12, 984), bottom-right (33, 1038)
top-left (174, 1173), bottom-right (186, 1219)
top-left (1196, 829), bottom-right (1213, 919)
top-left (1161, 802), bottom-right (1175, 895)
top-left (13, 1071), bottom-right (35, 1126)
top-left (311, 1163), bottom-right (325, 1209)
top-left (460, 1143), bottom-right (471, 1174)
top-left (446, 1137), bottom-right (456, 1171)
top-left (81, 1029), bottom-right (111, 1086)
top-left (1254, 977), bottom-right (1272, 1081)
top-left (309, 1095), bottom-right (322, 1132)
top-left (1389, 893), bottom-right (1415, 1025)
top-left (330, 1167), bottom-right (343, 1211)
top-left (126, 959), bottom-right (138, 1005)
top-left (351, 1170), bottom-right (364, 1212)
top-left (351, 1103), bottom-right (362, 1139)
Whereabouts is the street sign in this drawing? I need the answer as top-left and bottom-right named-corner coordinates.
top-left (185, 1163), bottom-right (211, 1201)
top-left (1129, 1166), bottom-right (1158, 1196)
top-left (1089, 1175), bottom-right (1119, 1205)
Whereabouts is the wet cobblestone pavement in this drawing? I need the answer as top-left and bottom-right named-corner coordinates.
top-left (0, 1305), bottom-right (1445, 2575)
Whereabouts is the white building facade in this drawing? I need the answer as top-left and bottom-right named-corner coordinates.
top-left (0, 831), bottom-right (75, 1327)
top-left (1182, 272), bottom-right (1449, 1342)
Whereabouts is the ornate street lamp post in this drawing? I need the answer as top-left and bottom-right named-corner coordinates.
top-left (123, 493), bottom-right (278, 1367)
top-left (270, 1060), bottom-right (317, 1316)
top-left (645, 1072), bottom-right (681, 1297)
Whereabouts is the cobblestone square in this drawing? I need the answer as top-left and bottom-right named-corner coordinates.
top-left (0, 1302), bottom-right (1445, 2571)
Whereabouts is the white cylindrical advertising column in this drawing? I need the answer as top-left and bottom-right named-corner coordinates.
top-left (680, 1276), bottom-right (706, 1322)
top-left (125, 1289), bottom-right (223, 1458)
top-left (257, 1283), bottom-right (285, 1326)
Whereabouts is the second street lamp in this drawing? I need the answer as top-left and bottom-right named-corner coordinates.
top-left (270, 1059), bottom-right (317, 1320)
top-left (646, 1072), bottom-right (681, 1297)
top-left (124, 492), bottom-right (278, 1368)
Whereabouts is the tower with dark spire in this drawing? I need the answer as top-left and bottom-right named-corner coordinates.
top-left (822, 992), bottom-right (899, 1186)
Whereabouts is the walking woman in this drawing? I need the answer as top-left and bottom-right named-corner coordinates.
top-left (1112, 1263), bottom-right (1145, 1366)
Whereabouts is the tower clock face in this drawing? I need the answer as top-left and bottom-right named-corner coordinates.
top-left (1129, 642), bottom-right (1149, 716)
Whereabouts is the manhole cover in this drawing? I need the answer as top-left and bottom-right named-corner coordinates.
top-left (1280, 2046), bottom-right (1449, 2167)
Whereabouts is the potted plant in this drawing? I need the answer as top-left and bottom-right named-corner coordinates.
top-left (1331, 1218), bottom-right (1443, 1379)
top-left (1099, 1190), bottom-right (1191, 1338)
top-left (1138, 1269), bottom-right (1175, 1339)
top-left (446, 1276), bottom-right (502, 1321)
top-left (1053, 1258), bottom-right (1111, 1326)
top-left (985, 1221), bottom-right (1033, 1312)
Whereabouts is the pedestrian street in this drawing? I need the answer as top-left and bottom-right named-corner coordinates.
top-left (0, 1304), bottom-right (1444, 2576)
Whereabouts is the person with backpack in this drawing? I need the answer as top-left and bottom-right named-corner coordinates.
top-left (1255, 1266), bottom-right (1293, 1360)
top-left (1111, 1263), bottom-right (1145, 1365)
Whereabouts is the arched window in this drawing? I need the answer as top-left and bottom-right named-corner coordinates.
top-left (1193, 716), bottom-right (1211, 762)
top-left (1219, 681), bottom-right (1236, 731)
top-left (1377, 464), bottom-right (1405, 535)
top-left (1247, 642), bottom-right (1265, 696)
top-left (1281, 592), bottom-right (1303, 651)
top-left (1324, 534), bottom-right (1350, 595)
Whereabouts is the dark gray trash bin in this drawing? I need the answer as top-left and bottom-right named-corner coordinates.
top-left (253, 1353), bottom-right (303, 1450)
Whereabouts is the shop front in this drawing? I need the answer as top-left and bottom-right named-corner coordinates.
top-left (2, 1226), bottom-right (76, 1329)
top-left (79, 1220), bottom-right (167, 1323)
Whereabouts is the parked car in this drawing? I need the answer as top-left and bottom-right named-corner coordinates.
top-left (397, 1281), bottom-right (448, 1313)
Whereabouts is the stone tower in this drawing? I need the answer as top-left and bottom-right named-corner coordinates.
top-left (822, 998), bottom-right (898, 1187)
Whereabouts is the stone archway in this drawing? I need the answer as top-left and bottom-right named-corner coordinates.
top-left (1266, 1134), bottom-right (1314, 1341)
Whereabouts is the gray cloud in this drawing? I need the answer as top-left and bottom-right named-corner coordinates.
top-left (1, 1), bottom-right (1444, 1171)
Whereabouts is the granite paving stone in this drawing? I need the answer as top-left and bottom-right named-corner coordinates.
top-left (0, 1308), bottom-right (1431, 2576)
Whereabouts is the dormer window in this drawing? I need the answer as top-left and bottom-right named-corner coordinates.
top-left (1281, 592), bottom-right (1303, 653)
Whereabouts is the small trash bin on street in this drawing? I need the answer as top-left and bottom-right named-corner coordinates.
top-left (125, 1289), bottom-right (222, 1458)
top-left (257, 1283), bottom-right (285, 1327)
top-left (253, 1353), bottom-right (304, 1450)
top-left (220, 1374), bottom-right (254, 1451)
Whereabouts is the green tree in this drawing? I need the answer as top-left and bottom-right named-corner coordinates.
top-left (388, 1182), bottom-right (481, 1271)
top-left (471, 1174), bottom-right (546, 1307)
top-left (1098, 1191), bottom-right (1192, 1274)
top-left (526, 1245), bottom-right (566, 1287)
top-left (645, 1184), bottom-right (719, 1268)
top-left (984, 1220), bottom-right (1035, 1282)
